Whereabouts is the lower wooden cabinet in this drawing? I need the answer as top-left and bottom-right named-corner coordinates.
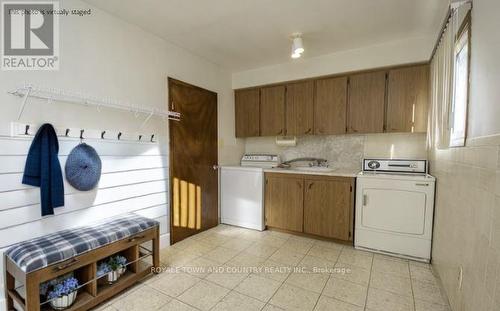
top-left (303, 176), bottom-right (354, 241)
top-left (264, 173), bottom-right (354, 241)
top-left (264, 174), bottom-right (304, 232)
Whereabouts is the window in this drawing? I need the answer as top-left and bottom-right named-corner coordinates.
top-left (449, 16), bottom-right (471, 147)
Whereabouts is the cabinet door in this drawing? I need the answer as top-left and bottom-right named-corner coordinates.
top-left (260, 86), bottom-right (285, 136)
top-left (286, 81), bottom-right (314, 136)
top-left (314, 77), bottom-right (347, 135)
top-left (235, 88), bottom-right (260, 137)
top-left (265, 174), bottom-right (303, 232)
top-left (304, 177), bottom-right (353, 241)
top-left (387, 65), bottom-right (429, 133)
top-left (347, 71), bottom-right (386, 133)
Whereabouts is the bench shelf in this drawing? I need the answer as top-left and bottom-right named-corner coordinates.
top-left (5, 226), bottom-right (160, 311)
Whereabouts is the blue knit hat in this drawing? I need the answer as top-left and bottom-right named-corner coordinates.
top-left (65, 143), bottom-right (102, 191)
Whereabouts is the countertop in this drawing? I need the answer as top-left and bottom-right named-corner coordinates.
top-left (263, 167), bottom-right (359, 178)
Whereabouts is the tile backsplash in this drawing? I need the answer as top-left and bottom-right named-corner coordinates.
top-left (244, 133), bottom-right (427, 171)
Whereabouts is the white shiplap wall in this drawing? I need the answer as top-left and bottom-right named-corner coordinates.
top-left (0, 136), bottom-right (169, 304)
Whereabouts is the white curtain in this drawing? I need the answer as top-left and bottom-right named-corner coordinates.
top-left (428, 21), bottom-right (453, 150)
top-left (428, 3), bottom-right (471, 150)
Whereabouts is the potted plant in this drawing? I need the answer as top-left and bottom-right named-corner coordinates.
top-left (47, 277), bottom-right (79, 310)
top-left (100, 255), bottom-right (127, 284)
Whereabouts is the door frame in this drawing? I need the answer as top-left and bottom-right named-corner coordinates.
top-left (167, 77), bottom-right (219, 244)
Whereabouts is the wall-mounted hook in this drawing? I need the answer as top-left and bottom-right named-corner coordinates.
top-left (24, 124), bottom-right (30, 135)
top-left (101, 131), bottom-right (106, 139)
top-left (117, 132), bottom-right (122, 140)
top-left (150, 134), bottom-right (155, 142)
top-left (80, 129), bottom-right (85, 140)
top-left (65, 128), bottom-right (70, 136)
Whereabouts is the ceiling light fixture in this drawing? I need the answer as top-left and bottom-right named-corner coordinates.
top-left (291, 34), bottom-right (304, 59)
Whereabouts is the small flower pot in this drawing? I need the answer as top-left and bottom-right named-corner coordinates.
top-left (49, 291), bottom-right (78, 310)
top-left (106, 265), bottom-right (126, 284)
top-left (106, 270), bottom-right (120, 284)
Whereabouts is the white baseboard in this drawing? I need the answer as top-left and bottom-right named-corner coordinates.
top-left (160, 233), bottom-right (170, 249)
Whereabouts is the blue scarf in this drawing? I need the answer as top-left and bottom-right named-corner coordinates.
top-left (22, 124), bottom-right (64, 216)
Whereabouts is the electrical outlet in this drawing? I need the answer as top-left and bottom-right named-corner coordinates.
top-left (458, 266), bottom-right (463, 290)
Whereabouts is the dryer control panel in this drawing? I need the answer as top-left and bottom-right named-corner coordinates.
top-left (363, 159), bottom-right (427, 174)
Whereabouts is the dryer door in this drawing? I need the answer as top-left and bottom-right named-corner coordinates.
top-left (359, 183), bottom-right (427, 235)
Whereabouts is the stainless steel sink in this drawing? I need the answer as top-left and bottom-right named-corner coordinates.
top-left (293, 167), bottom-right (335, 172)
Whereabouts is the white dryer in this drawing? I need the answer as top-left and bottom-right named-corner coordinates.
top-left (355, 159), bottom-right (435, 262)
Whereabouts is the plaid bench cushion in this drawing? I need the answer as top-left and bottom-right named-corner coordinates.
top-left (5, 213), bottom-right (159, 273)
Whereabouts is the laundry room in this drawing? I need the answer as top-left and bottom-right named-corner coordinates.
top-left (0, 1), bottom-right (499, 311)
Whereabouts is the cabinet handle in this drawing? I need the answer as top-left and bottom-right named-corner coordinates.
top-left (296, 181), bottom-right (302, 188)
top-left (128, 235), bottom-right (145, 242)
top-left (277, 129), bottom-right (283, 135)
top-left (305, 128), bottom-right (312, 134)
top-left (55, 258), bottom-right (78, 271)
top-left (308, 182), bottom-right (314, 189)
top-left (415, 183), bottom-right (429, 187)
top-left (362, 194), bottom-right (368, 206)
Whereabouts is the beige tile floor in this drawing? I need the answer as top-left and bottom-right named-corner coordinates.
top-left (92, 225), bottom-right (451, 311)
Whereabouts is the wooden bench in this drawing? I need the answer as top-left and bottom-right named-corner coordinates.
top-left (4, 214), bottom-right (161, 311)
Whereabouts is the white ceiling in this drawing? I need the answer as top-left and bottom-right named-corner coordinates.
top-left (84, 0), bottom-right (449, 72)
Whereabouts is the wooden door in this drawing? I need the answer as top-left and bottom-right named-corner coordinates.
top-left (260, 85), bottom-right (285, 136)
top-left (387, 65), bottom-right (429, 133)
top-left (235, 88), bottom-right (260, 137)
top-left (304, 177), bottom-right (353, 241)
top-left (264, 173), bottom-right (303, 232)
top-left (314, 77), bottom-right (348, 135)
top-left (286, 81), bottom-right (314, 136)
top-left (169, 78), bottom-right (218, 244)
top-left (347, 71), bottom-right (386, 133)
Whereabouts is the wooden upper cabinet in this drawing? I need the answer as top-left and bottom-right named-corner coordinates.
top-left (314, 77), bottom-right (348, 135)
top-left (347, 71), bottom-right (386, 133)
top-left (234, 88), bottom-right (260, 137)
top-left (285, 81), bottom-right (314, 136)
top-left (387, 65), bottom-right (430, 133)
top-left (303, 176), bottom-right (353, 241)
top-left (264, 173), bottom-right (304, 232)
top-left (260, 85), bottom-right (286, 136)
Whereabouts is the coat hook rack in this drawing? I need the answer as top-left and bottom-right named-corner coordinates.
top-left (10, 122), bottom-right (158, 144)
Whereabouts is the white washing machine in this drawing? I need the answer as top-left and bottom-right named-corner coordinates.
top-left (355, 159), bottom-right (435, 262)
top-left (220, 154), bottom-right (280, 231)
